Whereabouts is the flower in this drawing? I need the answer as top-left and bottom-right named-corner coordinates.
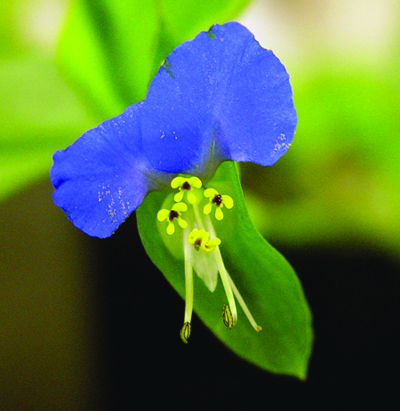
top-left (50, 22), bottom-right (296, 343)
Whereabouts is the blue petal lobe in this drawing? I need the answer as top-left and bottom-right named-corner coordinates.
top-left (50, 103), bottom-right (159, 238)
top-left (142, 22), bottom-right (296, 178)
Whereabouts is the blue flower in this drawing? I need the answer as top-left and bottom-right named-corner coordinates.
top-left (50, 22), bottom-right (297, 342)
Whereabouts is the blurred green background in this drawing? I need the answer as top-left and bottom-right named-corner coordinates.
top-left (1, 0), bottom-right (400, 409)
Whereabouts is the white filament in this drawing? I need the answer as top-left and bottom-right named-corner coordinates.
top-left (183, 227), bottom-right (193, 324)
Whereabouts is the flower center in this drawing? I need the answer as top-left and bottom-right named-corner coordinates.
top-left (157, 174), bottom-right (261, 343)
top-left (169, 210), bottom-right (179, 221)
top-left (203, 188), bottom-right (234, 220)
top-left (212, 194), bottom-right (223, 206)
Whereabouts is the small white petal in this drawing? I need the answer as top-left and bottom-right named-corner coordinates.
top-left (192, 250), bottom-right (218, 292)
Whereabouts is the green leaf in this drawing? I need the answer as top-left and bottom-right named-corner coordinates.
top-left (0, 1), bottom-right (19, 57)
top-left (137, 162), bottom-right (313, 379)
top-left (56, 0), bottom-right (252, 118)
top-left (0, 54), bottom-right (93, 201)
top-left (159, 0), bottom-right (252, 44)
top-left (56, 0), bottom-right (147, 118)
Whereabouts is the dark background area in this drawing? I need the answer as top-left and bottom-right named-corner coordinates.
top-left (1, 179), bottom-right (399, 410)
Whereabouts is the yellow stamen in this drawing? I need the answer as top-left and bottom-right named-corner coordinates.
top-left (203, 188), bottom-right (233, 220)
top-left (171, 176), bottom-right (202, 204)
top-left (188, 228), bottom-right (221, 252)
top-left (157, 202), bottom-right (188, 235)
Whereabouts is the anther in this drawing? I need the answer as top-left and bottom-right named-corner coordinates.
top-left (222, 304), bottom-right (234, 329)
top-left (212, 194), bottom-right (223, 206)
top-left (169, 210), bottom-right (179, 220)
top-left (203, 188), bottom-right (233, 220)
top-left (171, 176), bottom-right (202, 204)
top-left (180, 322), bottom-right (191, 344)
top-left (157, 202), bottom-right (188, 235)
top-left (188, 228), bottom-right (221, 252)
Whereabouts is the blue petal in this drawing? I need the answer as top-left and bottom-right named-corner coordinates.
top-left (50, 102), bottom-right (164, 238)
top-left (141, 22), bottom-right (296, 178)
